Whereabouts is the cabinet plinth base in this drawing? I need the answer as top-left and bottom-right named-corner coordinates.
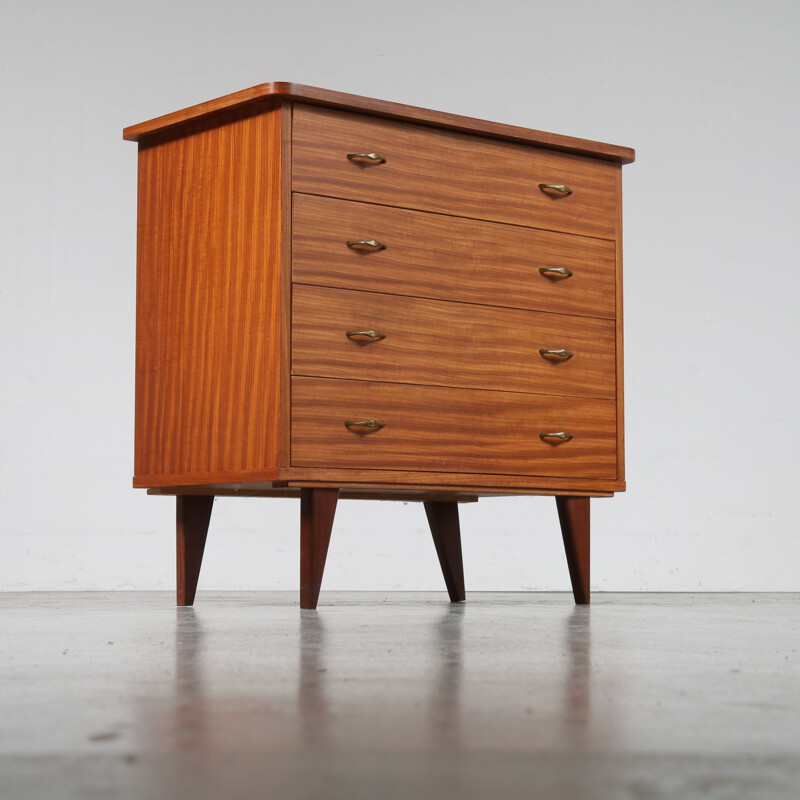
top-left (173, 492), bottom-right (594, 607)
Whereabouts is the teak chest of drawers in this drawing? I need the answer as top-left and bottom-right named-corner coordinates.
top-left (123, 83), bottom-right (634, 608)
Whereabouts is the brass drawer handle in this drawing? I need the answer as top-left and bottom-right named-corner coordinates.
top-left (344, 419), bottom-right (385, 430)
top-left (346, 330), bottom-right (387, 341)
top-left (539, 348), bottom-right (574, 361)
top-left (539, 266), bottom-right (574, 279)
top-left (346, 239), bottom-right (387, 252)
top-left (346, 152), bottom-right (387, 165)
top-left (539, 431), bottom-right (574, 443)
top-left (539, 183), bottom-right (574, 197)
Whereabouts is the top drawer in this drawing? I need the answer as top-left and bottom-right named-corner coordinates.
top-left (292, 104), bottom-right (619, 240)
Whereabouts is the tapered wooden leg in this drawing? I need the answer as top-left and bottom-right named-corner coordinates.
top-left (556, 496), bottom-right (590, 605)
top-left (176, 495), bottom-right (214, 607)
top-left (424, 501), bottom-right (466, 602)
top-left (300, 488), bottom-right (339, 609)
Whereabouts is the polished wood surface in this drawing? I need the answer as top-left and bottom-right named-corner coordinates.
top-left (615, 167), bottom-right (626, 483)
top-left (300, 488), bottom-right (339, 609)
top-left (134, 467), bottom-right (282, 490)
top-left (291, 377), bottom-right (617, 479)
top-left (280, 102), bottom-right (294, 470)
top-left (134, 104), bottom-right (284, 485)
top-left (281, 471), bottom-right (620, 496)
top-left (292, 105), bottom-right (618, 239)
top-left (151, 486), bottom-right (479, 502)
top-left (292, 194), bottom-right (616, 319)
top-left (149, 477), bottom-right (617, 497)
top-left (424, 502), bottom-right (466, 602)
top-left (127, 84), bottom-right (632, 605)
top-left (555, 496), bottom-right (591, 604)
top-left (176, 495), bottom-right (214, 606)
top-left (292, 285), bottom-right (615, 399)
top-left (123, 82), bottom-right (635, 164)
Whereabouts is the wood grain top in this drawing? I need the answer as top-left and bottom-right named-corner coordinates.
top-left (122, 81), bottom-right (635, 164)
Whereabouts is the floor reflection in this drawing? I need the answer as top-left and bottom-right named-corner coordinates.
top-left (431, 603), bottom-right (464, 749)
top-left (563, 606), bottom-right (592, 742)
top-left (20, 593), bottom-right (800, 799)
top-left (298, 610), bottom-right (329, 747)
top-left (295, 603), bottom-right (467, 751)
top-left (148, 597), bottom-right (597, 759)
top-left (173, 607), bottom-right (208, 748)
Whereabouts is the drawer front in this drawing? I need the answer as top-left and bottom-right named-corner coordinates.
top-left (292, 104), bottom-right (619, 240)
top-left (291, 377), bottom-right (617, 479)
top-left (292, 285), bottom-right (616, 399)
top-left (292, 194), bottom-right (616, 319)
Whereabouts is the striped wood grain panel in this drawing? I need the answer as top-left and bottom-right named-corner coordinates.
top-left (292, 194), bottom-right (616, 319)
top-left (292, 285), bottom-right (616, 399)
top-left (291, 377), bottom-right (617, 479)
top-left (292, 105), bottom-right (619, 240)
top-left (614, 165), bottom-right (626, 483)
top-left (134, 104), bottom-right (284, 483)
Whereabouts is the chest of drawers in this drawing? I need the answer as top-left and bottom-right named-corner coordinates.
top-left (123, 83), bottom-right (634, 608)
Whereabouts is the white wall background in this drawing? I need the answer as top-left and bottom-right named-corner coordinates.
top-left (2, 0), bottom-right (798, 592)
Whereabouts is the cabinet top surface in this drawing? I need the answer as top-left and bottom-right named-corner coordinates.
top-left (122, 81), bottom-right (635, 164)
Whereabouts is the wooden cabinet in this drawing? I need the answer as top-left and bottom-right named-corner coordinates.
top-left (123, 83), bottom-right (634, 608)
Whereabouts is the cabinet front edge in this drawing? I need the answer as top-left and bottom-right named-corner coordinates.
top-left (123, 81), bottom-right (635, 164)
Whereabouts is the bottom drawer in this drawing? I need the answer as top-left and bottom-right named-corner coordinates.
top-left (291, 378), bottom-right (617, 479)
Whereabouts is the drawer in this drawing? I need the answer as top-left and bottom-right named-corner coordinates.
top-left (291, 377), bottom-right (617, 479)
top-left (292, 194), bottom-right (616, 320)
top-left (292, 285), bottom-right (616, 399)
top-left (292, 104), bottom-right (619, 240)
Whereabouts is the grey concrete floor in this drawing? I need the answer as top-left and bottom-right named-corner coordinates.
top-left (1, 592), bottom-right (798, 800)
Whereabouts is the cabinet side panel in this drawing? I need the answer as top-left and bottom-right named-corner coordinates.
top-left (134, 105), bottom-right (283, 482)
top-left (280, 102), bottom-right (293, 469)
top-left (615, 165), bottom-right (625, 483)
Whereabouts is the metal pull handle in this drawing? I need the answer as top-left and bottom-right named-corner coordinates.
top-left (539, 348), bottom-right (574, 361)
top-left (539, 431), bottom-right (574, 443)
top-left (346, 239), bottom-right (387, 252)
top-left (539, 266), bottom-right (574, 279)
top-left (346, 330), bottom-right (387, 341)
top-left (344, 419), bottom-right (386, 430)
top-left (346, 152), bottom-right (387, 165)
top-left (539, 183), bottom-right (574, 197)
